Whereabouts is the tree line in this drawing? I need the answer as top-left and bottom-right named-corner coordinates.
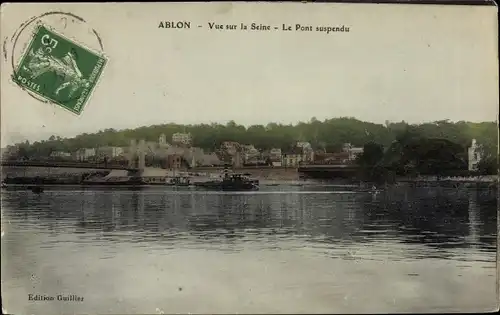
top-left (356, 127), bottom-right (498, 179)
top-left (8, 117), bottom-right (498, 163)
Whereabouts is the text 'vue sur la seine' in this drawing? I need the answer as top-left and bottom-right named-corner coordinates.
top-left (158, 21), bottom-right (350, 35)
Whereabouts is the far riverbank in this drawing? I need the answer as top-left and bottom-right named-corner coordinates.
top-left (1, 166), bottom-right (497, 184)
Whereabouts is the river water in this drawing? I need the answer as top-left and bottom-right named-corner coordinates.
top-left (1, 185), bottom-right (498, 314)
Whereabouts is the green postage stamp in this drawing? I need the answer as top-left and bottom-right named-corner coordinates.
top-left (12, 25), bottom-right (107, 115)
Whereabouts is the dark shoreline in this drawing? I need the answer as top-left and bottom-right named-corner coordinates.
top-left (1, 177), bottom-right (497, 191)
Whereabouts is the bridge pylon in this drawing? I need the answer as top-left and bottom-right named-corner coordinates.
top-left (127, 139), bottom-right (146, 176)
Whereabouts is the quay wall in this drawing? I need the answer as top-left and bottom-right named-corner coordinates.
top-left (192, 167), bottom-right (299, 180)
top-left (1, 167), bottom-right (106, 179)
top-left (202, 168), bottom-right (300, 181)
top-left (1, 166), bottom-right (300, 181)
top-left (3, 166), bottom-right (495, 182)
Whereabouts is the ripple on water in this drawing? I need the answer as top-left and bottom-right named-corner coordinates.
top-left (0, 187), bottom-right (497, 313)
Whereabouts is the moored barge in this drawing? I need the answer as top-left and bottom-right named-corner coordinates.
top-left (194, 170), bottom-right (259, 191)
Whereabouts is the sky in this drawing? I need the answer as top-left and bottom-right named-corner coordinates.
top-left (1, 2), bottom-right (498, 145)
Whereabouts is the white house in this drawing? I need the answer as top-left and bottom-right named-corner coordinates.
top-left (468, 139), bottom-right (482, 171)
top-left (282, 146), bottom-right (306, 167)
top-left (50, 151), bottom-right (72, 158)
top-left (74, 148), bottom-right (96, 161)
top-left (158, 134), bottom-right (171, 148)
top-left (296, 142), bottom-right (312, 150)
top-left (97, 146), bottom-right (124, 158)
top-left (241, 144), bottom-right (260, 161)
top-left (270, 148), bottom-right (282, 156)
top-left (221, 141), bottom-right (241, 156)
top-left (296, 142), bottom-right (315, 162)
top-left (282, 154), bottom-right (304, 167)
top-left (342, 143), bottom-right (364, 161)
top-left (172, 132), bottom-right (192, 146)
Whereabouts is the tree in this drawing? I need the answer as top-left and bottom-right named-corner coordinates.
top-left (9, 117), bottom-right (496, 169)
top-left (356, 142), bottom-right (385, 182)
top-left (356, 142), bottom-right (384, 167)
top-left (476, 155), bottom-right (498, 175)
top-left (383, 137), bottom-right (467, 177)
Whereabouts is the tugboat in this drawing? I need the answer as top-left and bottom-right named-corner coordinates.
top-left (82, 175), bottom-right (146, 188)
top-left (195, 169), bottom-right (259, 191)
top-left (166, 176), bottom-right (191, 187)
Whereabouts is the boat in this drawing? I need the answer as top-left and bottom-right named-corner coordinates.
top-left (81, 176), bottom-right (147, 188)
top-left (166, 176), bottom-right (192, 187)
top-left (195, 171), bottom-right (259, 191)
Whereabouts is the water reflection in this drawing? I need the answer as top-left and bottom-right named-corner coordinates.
top-left (1, 186), bottom-right (498, 314)
top-left (1, 186), bottom-right (497, 256)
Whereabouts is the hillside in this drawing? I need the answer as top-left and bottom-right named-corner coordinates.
top-left (10, 118), bottom-right (498, 157)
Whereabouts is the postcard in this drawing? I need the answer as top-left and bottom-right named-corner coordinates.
top-left (0, 2), bottom-right (498, 314)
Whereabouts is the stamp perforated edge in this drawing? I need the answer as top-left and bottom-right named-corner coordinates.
top-left (11, 22), bottom-right (109, 116)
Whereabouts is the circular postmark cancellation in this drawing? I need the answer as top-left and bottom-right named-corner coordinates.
top-left (6, 11), bottom-right (108, 116)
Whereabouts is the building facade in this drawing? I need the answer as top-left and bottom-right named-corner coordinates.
top-left (241, 144), bottom-right (260, 162)
top-left (468, 139), bottom-right (482, 171)
top-left (295, 142), bottom-right (315, 163)
top-left (269, 148), bottom-right (282, 162)
top-left (172, 132), bottom-right (192, 146)
top-left (221, 141), bottom-right (241, 156)
top-left (50, 151), bottom-right (72, 158)
top-left (167, 154), bottom-right (183, 169)
top-left (282, 154), bottom-right (304, 167)
top-left (97, 146), bottom-right (124, 158)
top-left (342, 143), bottom-right (364, 161)
top-left (158, 133), bottom-right (169, 147)
top-left (74, 148), bottom-right (96, 161)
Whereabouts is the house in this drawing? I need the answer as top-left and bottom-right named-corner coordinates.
top-left (269, 148), bottom-right (282, 161)
top-left (282, 154), bottom-right (303, 167)
top-left (158, 134), bottom-right (171, 148)
top-left (315, 149), bottom-right (357, 164)
top-left (244, 150), bottom-right (268, 166)
top-left (296, 142), bottom-right (312, 150)
top-left (313, 152), bottom-right (333, 163)
top-left (270, 150), bottom-right (282, 166)
top-left (172, 132), bottom-right (192, 146)
top-left (241, 144), bottom-right (260, 162)
top-left (282, 147), bottom-right (305, 167)
top-left (74, 148), bottom-right (96, 161)
top-left (295, 142), bottom-right (315, 162)
top-left (221, 141), bottom-right (241, 156)
top-left (324, 152), bottom-right (351, 164)
top-left (167, 154), bottom-right (184, 169)
top-left (143, 145), bottom-right (184, 169)
top-left (468, 139), bottom-right (482, 171)
top-left (131, 134), bottom-right (173, 157)
top-left (342, 143), bottom-right (364, 161)
top-left (148, 145), bottom-right (222, 169)
top-left (96, 146), bottom-right (124, 158)
top-left (182, 147), bottom-right (223, 167)
top-left (50, 151), bottom-right (72, 159)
